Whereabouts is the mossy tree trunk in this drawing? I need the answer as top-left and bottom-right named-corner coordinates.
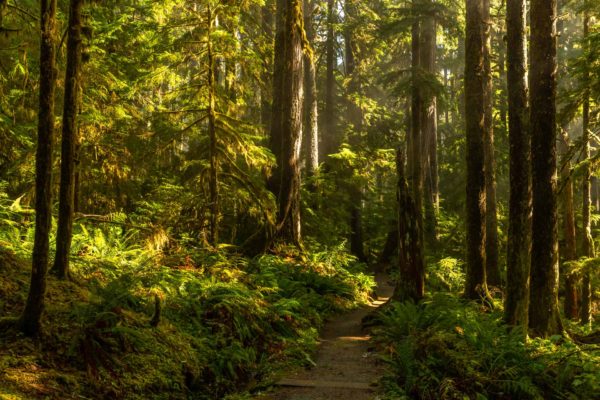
top-left (20, 0), bottom-right (58, 336)
top-left (345, 0), bottom-right (366, 262)
top-left (483, 0), bottom-right (500, 287)
top-left (207, 5), bottom-right (219, 246)
top-left (395, 13), bottom-right (425, 302)
top-left (269, 0), bottom-right (304, 246)
top-left (464, 0), bottom-right (489, 300)
top-left (559, 130), bottom-right (579, 320)
top-left (261, 0), bottom-right (274, 131)
top-left (504, 0), bottom-right (530, 328)
top-left (529, 0), bottom-right (562, 337)
top-left (322, 0), bottom-right (337, 159)
top-left (581, 7), bottom-right (594, 325)
top-left (53, 0), bottom-right (84, 279)
top-left (420, 6), bottom-right (438, 247)
top-left (395, 149), bottom-right (424, 302)
top-left (303, 0), bottom-right (319, 178)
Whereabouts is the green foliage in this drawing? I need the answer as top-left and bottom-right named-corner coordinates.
top-left (563, 256), bottom-right (600, 302)
top-left (375, 294), bottom-right (600, 400)
top-left (0, 205), bottom-right (373, 399)
top-left (1, 0), bottom-right (599, 399)
top-left (427, 257), bottom-right (465, 292)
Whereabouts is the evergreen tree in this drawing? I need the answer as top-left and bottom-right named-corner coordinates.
top-left (580, 2), bottom-right (594, 325)
top-left (53, 0), bottom-right (85, 279)
top-left (464, 0), bottom-right (489, 300)
top-left (20, 0), bottom-right (58, 336)
top-left (268, 0), bottom-right (304, 246)
top-left (529, 0), bottom-right (562, 337)
top-left (505, 0), bottom-right (530, 328)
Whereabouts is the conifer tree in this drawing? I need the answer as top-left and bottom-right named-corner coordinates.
top-left (529, 0), bottom-right (562, 337)
top-left (269, 0), bottom-right (304, 246)
top-left (464, 0), bottom-right (489, 300)
top-left (20, 0), bottom-right (58, 336)
top-left (54, 0), bottom-right (84, 279)
top-left (581, 3), bottom-right (594, 325)
top-left (505, 0), bottom-right (530, 328)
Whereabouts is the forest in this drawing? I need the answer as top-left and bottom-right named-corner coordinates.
top-left (0, 0), bottom-right (599, 399)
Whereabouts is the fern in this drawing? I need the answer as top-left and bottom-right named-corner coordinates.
top-left (375, 293), bottom-right (598, 400)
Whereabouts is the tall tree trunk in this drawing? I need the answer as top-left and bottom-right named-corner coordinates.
top-left (378, 225), bottom-right (398, 267)
top-left (497, 23), bottom-right (507, 130)
top-left (73, 133), bottom-right (81, 213)
top-left (529, 0), bottom-right (562, 337)
top-left (303, 0), bottom-right (319, 177)
top-left (344, 0), bottom-right (360, 138)
top-left (208, 5), bottom-right (219, 245)
top-left (269, 0), bottom-right (304, 246)
top-left (261, 1), bottom-right (274, 131)
top-left (349, 200), bottom-right (366, 261)
top-left (395, 16), bottom-right (425, 302)
top-left (592, 179), bottom-right (597, 215)
top-left (421, 7), bottom-right (438, 246)
top-left (53, 0), bottom-right (84, 279)
top-left (269, 0), bottom-right (285, 194)
top-left (444, 67), bottom-right (449, 125)
top-left (505, 0), bottom-right (530, 328)
top-left (483, 0), bottom-right (500, 287)
top-left (345, 0), bottom-right (366, 262)
top-left (581, 7), bottom-right (594, 325)
top-left (592, 176), bottom-right (600, 217)
top-left (560, 130), bottom-right (579, 320)
top-left (19, 0), bottom-right (58, 336)
top-left (464, 0), bottom-right (488, 300)
top-left (323, 0), bottom-right (337, 159)
top-left (395, 149), bottom-right (424, 301)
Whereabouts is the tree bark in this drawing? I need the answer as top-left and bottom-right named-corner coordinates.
top-left (19, 0), bottom-right (58, 336)
top-left (593, 178), bottom-right (600, 219)
top-left (464, 0), bottom-right (488, 300)
top-left (497, 21), bottom-right (507, 131)
top-left (483, 0), bottom-right (500, 287)
top-left (345, 0), bottom-right (366, 262)
top-left (395, 149), bottom-right (424, 302)
top-left (53, 0), bottom-right (84, 279)
top-left (207, 5), bottom-right (219, 245)
top-left (505, 0), bottom-right (530, 328)
top-left (529, 0), bottom-right (562, 337)
top-left (420, 7), bottom-right (438, 246)
top-left (269, 0), bottom-right (285, 197)
top-left (559, 130), bottom-right (579, 320)
top-left (322, 0), bottom-right (337, 159)
top-left (395, 15), bottom-right (425, 302)
top-left (73, 134), bottom-right (81, 213)
top-left (378, 225), bottom-right (398, 267)
top-left (303, 0), bottom-right (318, 177)
top-left (444, 67), bottom-right (449, 125)
top-left (261, 1), bottom-right (274, 131)
top-left (269, 0), bottom-right (304, 246)
top-left (349, 198), bottom-right (366, 262)
top-left (581, 7), bottom-right (593, 325)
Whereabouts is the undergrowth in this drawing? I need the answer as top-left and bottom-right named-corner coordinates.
top-left (0, 198), bottom-right (374, 399)
top-left (375, 294), bottom-right (600, 400)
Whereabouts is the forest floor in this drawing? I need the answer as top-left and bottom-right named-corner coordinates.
top-left (255, 273), bottom-right (394, 400)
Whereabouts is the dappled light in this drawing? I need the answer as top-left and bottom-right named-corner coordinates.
top-left (1, 0), bottom-right (599, 399)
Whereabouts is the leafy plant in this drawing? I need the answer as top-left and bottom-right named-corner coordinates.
top-left (375, 294), bottom-right (600, 400)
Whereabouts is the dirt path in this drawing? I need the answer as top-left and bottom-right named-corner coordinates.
top-left (256, 274), bottom-right (394, 400)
